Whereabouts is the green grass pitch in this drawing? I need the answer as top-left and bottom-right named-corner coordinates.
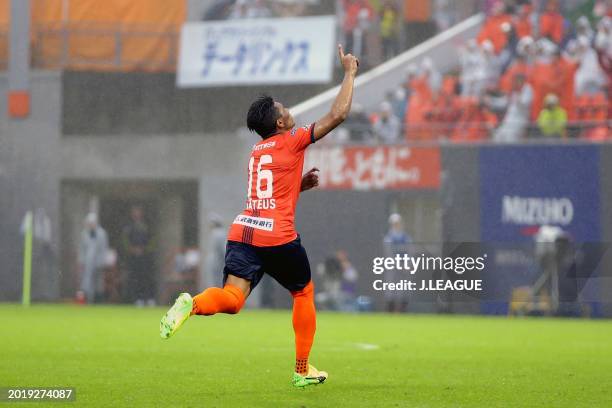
top-left (1, 304), bottom-right (611, 407)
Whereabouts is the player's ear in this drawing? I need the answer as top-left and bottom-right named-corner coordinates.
top-left (276, 116), bottom-right (285, 130)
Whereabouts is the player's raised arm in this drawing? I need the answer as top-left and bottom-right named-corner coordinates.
top-left (312, 44), bottom-right (359, 142)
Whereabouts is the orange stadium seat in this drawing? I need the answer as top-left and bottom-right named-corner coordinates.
top-left (573, 93), bottom-right (608, 121)
top-left (451, 97), bottom-right (498, 142)
top-left (572, 93), bottom-right (610, 140)
top-left (441, 76), bottom-right (458, 95)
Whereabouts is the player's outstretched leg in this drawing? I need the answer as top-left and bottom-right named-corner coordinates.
top-left (290, 281), bottom-right (328, 387)
top-left (159, 284), bottom-right (245, 339)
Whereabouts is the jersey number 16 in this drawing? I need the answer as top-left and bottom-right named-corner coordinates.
top-left (248, 155), bottom-right (273, 199)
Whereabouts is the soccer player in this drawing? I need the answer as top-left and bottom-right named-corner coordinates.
top-left (160, 44), bottom-right (359, 388)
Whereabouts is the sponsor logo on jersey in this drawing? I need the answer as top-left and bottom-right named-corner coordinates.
top-left (501, 195), bottom-right (574, 226)
top-left (233, 215), bottom-right (274, 231)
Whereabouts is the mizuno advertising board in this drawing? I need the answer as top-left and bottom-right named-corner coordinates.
top-left (177, 16), bottom-right (336, 87)
top-left (479, 145), bottom-right (602, 314)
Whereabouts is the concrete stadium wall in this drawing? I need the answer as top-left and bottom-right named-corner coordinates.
top-left (61, 71), bottom-right (338, 136)
top-left (0, 72), bottom-right (63, 301)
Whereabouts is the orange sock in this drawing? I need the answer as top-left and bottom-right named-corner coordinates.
top-left (191, 284), bottom-right (245, 316)
top-left (291, 281), bottom-right (316, 375)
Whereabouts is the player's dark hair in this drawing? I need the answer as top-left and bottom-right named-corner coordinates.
top-left (247, 95), bottom-right (280, 139)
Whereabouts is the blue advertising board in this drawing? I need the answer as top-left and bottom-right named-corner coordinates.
top-left (479, 145), bottom-right (601, 314)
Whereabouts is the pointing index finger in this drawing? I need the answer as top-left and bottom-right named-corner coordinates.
top-left (338, 44), bottom-right (344, 59)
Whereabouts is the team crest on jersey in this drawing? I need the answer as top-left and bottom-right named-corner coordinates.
top-left (291, 126), bottom-right (309, 136)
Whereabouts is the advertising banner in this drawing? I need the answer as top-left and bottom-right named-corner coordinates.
top-left (177, 16), bottom-right (336, 87)
top-left (304, 145), bottom-right (441, 190)
top-left (479, 145), bottom-right (602, 314)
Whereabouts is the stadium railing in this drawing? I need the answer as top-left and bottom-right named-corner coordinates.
top-left (32, 23), bottom-right (179, 72)
top-left (0, 23), bottom-right (179, 72)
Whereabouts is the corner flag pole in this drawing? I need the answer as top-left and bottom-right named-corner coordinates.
top-left (22, 211), bottom-right (33, 306)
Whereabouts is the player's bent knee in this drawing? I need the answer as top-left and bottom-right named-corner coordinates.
top-left (291, 280), bottom-right (314, 299)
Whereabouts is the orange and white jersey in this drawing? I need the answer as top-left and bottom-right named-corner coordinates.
top-left (227, 124), bottom-right (315, 247)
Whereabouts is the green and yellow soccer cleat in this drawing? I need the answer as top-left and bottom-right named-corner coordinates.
top-left (160, 293), bottom-right (193, 339)
top-left (292, 364), bottom-right (328, 388)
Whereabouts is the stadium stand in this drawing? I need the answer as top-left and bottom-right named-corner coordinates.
top-left (331, 0), bottom-right (612, 143)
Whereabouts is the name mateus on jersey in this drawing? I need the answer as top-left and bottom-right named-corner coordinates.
top-left (253, 141), bottom-right (276, 151)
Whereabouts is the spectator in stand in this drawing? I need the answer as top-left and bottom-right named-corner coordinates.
top-left (433, 0), bottom-right (458, 32)
top-left (400, 64), bottom-right (418, 129)
top-left (530, 44), bottom-right (577, 120)
top-left (380, 0), bottom-right (401, 60)
top-left (270, 0), bottom-right (309, 17)
top-left (513, 3), bottom-right (533, 39)
top-left (405, 61), bottom-right (436, 140)
top-left (451, 98), bottom-right (498, 142)
top-left (595, 17), bottom-right (612, 118)
top-left (482, 40), bottom-right (502, 90)
top-left (342, 0), bottom-right (374, 62)
top-left (477, 1), bottom-right (512, 54)
top-left (498, 21), bottom-right (520, 71)
top-left (390, 88), bottom-right (408, 124)
top-left (539, 0), bottom-right (564, 44)
top-left (537, 93), bottom-right (568, 138)
top-left (344, 103), bottom-right (374, 143)
top-left (575, 34), bottom-right (608, 96)
top-left (500, 39), bottom-right (534, 93)
top-left (373, 101), bottom-right (401, 143)
top-left (594, 0), bottom-right (612, 19)
top-left (421, 57), bottom-right (442, 94)
top-left (491, 73), bottom-right (533, 142)
top-left (460, 39), bottom-right (487, 96)
top-left (517, 35), bottom-right (537, 64)
top-left (534, 37), bottom-right (557, 64)
top-left (228, 0), bottom-right (272, 19)
top-left (422, 90), bottom-right (458, 140)
top-left (575, 15), bottom-right (595, 41)
top-left (595, 16), bottom-right (612, 54)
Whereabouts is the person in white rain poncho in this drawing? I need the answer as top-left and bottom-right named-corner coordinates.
top-left (373, 101), bottom-right (401, 144)
top-left (482, 39), bottom-right (502, 90)
top-left (421, 57), bottom-right (442, 94)
top-left (491, 73), bottom-right (533, 143)
top-left (574, 34), bottom-right (608, 95)
top-left (460, 39), bottom-right (487, 96)
top-left (78, 213), bottom-right (109, 303)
